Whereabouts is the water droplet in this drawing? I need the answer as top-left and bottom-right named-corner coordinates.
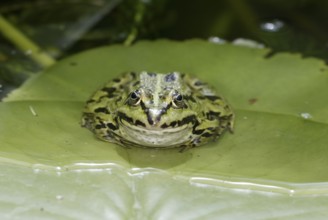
top-left (300, 112), bottom-right (312, 119)
top-left (208, 36), bottom-right (226, 44)
top-left (33, 168), bottom-right (41, 174)
top-left (260, 19), bottom-right (284, 32)
top-left (232, 38), bottom-right (264, 48)
top-left (56, 195), bottom-right (64, 200)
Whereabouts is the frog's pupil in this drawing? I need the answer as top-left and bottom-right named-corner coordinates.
top-left (131, 91), bottom-right (138, 99)
top-left (176, 94), bottom-right (183, 101)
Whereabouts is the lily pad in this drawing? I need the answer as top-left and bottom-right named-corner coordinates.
top-left (1, 40), bottom-right (328, 218)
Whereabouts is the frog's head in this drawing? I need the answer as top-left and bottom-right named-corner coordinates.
top-left (124, 87), bottom-right (189, 124)
top-left (115, 72), bottom-right (200, 147)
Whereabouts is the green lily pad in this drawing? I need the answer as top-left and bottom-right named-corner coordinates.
top-left (1, 40), bottom-right (328, 218)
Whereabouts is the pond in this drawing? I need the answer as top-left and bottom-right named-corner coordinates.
top-left (1, 1), bottom-right (328, 219)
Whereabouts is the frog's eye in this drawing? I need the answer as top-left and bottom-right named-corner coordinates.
top-left (175, 94), bottom-right (183, 101)
top-left (127, 90), bottom-right (141, 106)
top-left (130, 91), bottom-right (138, 99)
top-left (172, 92), bottom-right (185, 108)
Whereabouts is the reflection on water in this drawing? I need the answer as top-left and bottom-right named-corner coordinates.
top-left (190, 177), bottom-right (328, 196)
top-left (20, 159), bottom-right (328, 196)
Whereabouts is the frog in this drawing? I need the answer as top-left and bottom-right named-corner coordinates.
top-left (81, 71), bottom-right (234, 151)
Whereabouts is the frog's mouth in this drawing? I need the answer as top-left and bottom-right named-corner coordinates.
top-left (118, 119), bottom-right (193, 148)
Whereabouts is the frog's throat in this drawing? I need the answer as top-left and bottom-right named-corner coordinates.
top-left (118, 121), bottom-right (193, 147)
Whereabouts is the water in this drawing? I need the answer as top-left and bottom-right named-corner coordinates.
top-left (1, 161), bottom-right (328, 219)
top-left (3, 156), bottom-right (328, 196)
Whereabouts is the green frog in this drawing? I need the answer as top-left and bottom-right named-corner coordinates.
top-left (82, 71), bottom-right (234, 151)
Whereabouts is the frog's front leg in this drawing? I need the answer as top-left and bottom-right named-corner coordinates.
top-left (178, 121), bottom-right (218, 152)
top-left (191, 119), bottom-right (221, 145)
top-left (82, 111), bottom-right (121, 145)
